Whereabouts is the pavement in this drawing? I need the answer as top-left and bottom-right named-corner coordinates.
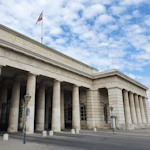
top-left (80, 128), bottom-right (150, 137)
top-left (0, 128), bottom-right (150, 150)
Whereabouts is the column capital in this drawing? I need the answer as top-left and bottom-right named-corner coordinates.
top-left (73, 84), bottom-right (79, 88)
top-left (54, 79), bottom-right (62, 83)
top-left (129, 91), bottom-right (133, 94)
top-left (123, 89), bottom-right (128, 92)
top-left (107, 87), bottom-right (123, 90)
top-left (28, 72), bottom-right (37, 77)
top-left (138, 95), bottom-right (143, 99)
top-left (73, 83), bottom-right (82, 88)
top-left (134, 93), bottom-right (138, 97)
top-left (86, 88), bottom-right (92, 92)
top-left (87, 88), bottom-right (100, 92)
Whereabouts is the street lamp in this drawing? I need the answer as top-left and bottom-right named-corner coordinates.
top-left (109, 106), bottom-right (115, 132)
top-left (23, 93), bottom-right (31, 144)
top-left (110, 106), bottom-right (113, 114)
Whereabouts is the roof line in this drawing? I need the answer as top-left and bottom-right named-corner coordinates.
top-left (0, 24), bottom-right (98, 72)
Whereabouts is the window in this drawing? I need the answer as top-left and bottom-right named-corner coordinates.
top-left (80, 104), bottom-right (86, 121)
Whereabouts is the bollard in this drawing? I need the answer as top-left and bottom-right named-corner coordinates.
top-left (76, 129), bottom-right (80, 134)
top-left (3, 133), bottom-right (9, 141)
top-left (49, 130), bottom-right (53, 136)
top-left (42, 131), bottom-right (47, 137)
top-left (71, 129), bottom-right (75, 134)
top-left (93, 128), bottom-right (97, 132)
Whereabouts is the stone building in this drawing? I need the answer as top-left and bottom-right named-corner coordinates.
top-left (0, 24), bottom-right (150, 134)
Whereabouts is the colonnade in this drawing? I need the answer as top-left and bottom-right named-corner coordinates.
top-left (0, 73), bottom-right (81, 134)
top-left (0, 70), bottom-right (150, 133)
top-left (123, 90), bottom-right (149, 125)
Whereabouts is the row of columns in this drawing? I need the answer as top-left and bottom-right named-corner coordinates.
top-left (6, 73), bottom-right (81, 133)
top-left (123, 90), bottom-right (149, 125)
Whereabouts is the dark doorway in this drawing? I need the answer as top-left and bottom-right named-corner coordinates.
top-left (104, 104), bottom-right (108, 123)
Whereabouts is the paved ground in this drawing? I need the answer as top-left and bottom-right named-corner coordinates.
top-left (0, 129), bottom-right (150, 150)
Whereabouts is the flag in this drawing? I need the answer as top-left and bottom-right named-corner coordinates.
top-left (36, 11), bottom-right (44, 43)
top-left (36, 12), bottom-right (43, 24)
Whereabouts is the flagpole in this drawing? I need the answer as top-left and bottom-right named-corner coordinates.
top-left (41, 11), bottom-right (43, 44)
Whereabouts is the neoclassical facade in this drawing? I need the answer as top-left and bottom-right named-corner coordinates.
top-left (0, 24), bottom-right (150, 134)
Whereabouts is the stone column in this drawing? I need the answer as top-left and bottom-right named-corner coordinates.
top-left (51, 80), bottom-right (61, 132)
top-left (134, 94), bottom-right (142, 124)
top-left (45, 89), bottom-right (51, 129)
top-left (129, 92), bottom-right (137, 124)
top-left (123, 90), bottom-right (132, 124)
top-left (26, 73), bottom-right (36, 134)
top-left (139, 96), bottom-right (146, 124)
top-left (72, 85), bottom-right (80, 130)
top-left (86, 89), bottom-right (101, 129)
top-left (61, 88), bottom-right (65, 130)
top-left (0, 65), bottom-right (2, 76)
top-left (0, 81), bottom-right (8, 118)
top-left (108, 88), bottom-right (125, 129)
top-left (8, 78), bottom-right (20, 132)
top-left (36, 84), bottom-right (45, 131)
top-left (143, 97), bottom-right (150, 123)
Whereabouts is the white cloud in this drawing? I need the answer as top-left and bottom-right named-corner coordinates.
top-left (124, 24), bottom-right (146, 34)
top-left (83, 4), bottom-right (106, 19)
top-left (144, 15), bottom-right (150, 27)
top-left (120, 0), bottom-right (149, 6)
top-left (110, 6), bottom-right (126, 16)
top-left (55, 38), bottom-right (67, 44)
top-left (95, 14), bottom-right (115, 25)
top-left (109, 24), bottom-right (118, 29)
top-left (132, 10), bottom-right (141, 18)
top-left (79, 31), bottom-right (95, 40)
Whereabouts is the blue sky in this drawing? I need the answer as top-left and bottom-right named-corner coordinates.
top-left (0, 0), bottom-right (150, 104)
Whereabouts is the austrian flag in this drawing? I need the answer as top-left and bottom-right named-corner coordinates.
top-left (36, 12), bottom-right (43, 24)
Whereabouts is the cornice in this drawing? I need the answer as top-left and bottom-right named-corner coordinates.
top-left (0, 39), bottom-right (93, 79)
top-left (93, 69), bottom-right (148, 90)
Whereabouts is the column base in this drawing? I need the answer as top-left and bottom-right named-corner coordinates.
top-left (99, 123), bottom-right (111, 129)
top-left (36, 124), bottom-right (44, 131)
top-left (114, 124), bottom-right (126, 130)
top-left (26, 132), bottom-right (34, 134)
top-left (134, 123), bottom-right (150, 129)
top-left (51, 128), bottom-right (61, 132)
top-left (126, 124), bottom-right (134, 130)
top-left (61, 127), bottom-right (65, 130)
top-left (7, 126), bottom-right (18, 133)
top-left (72, 124), bottom-right (81, 130)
